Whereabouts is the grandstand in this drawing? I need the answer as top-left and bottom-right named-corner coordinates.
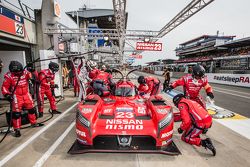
top-left (175, 35), bottom-right (250, 74)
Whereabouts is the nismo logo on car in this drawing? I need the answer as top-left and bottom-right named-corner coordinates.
top-left (105, 119), bottom-right (143, 130)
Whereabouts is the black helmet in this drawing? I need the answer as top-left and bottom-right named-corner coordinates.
top-left (192, 65), bottom-right (205, 78)
top-left (49, 62), bottom-right (59, 73)
top-left (27, 62), bottom-right (35, 72)
top-left (138, 76), bottom-right (145, 84)
top-left (9, 61), bottom-right (23, 73)
top-left (173, 94), bottom-right (185, 106)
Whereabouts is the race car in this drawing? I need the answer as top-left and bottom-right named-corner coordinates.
top-left (69, 69), bottom-right (180, 155)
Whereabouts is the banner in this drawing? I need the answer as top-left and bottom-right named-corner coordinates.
top-left (0, 5), bottom-right (25, 38)
top-left (206, 73), bottom-right (250, 87)
top-left (136, 42), bottom-right (162, 51)
top-left (130, 54), bottom-right (142, 59)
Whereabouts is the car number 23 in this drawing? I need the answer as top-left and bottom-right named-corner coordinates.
top-left (115, 112), bottom-right (134, 118)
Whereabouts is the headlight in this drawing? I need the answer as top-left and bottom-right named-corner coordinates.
top-left (76, 111), bottom-right (90, 128)
top-left (158, 111), bottom-right (173, 129)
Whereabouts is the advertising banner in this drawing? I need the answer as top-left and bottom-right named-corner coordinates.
top-left (130, 54), bottom-right (142, 59)
top-left (206, 73), bottom-right (250, 88)
top-left (136, 42), bottom-right (162, 51)
top-left (0, 5), bottom-right (25, 38)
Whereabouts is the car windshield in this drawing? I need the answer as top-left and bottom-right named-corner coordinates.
top-left (115, 87), bottom-right (136, 97)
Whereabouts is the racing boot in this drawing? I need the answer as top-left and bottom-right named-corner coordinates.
top-left (38, 112), bottom-right (43, 118)
top-left (52, 110), bottom-right (62, 114)
top-left (14, 129), bottom-right (21, 137)
top-left (201, 138), bottom-right (216, 156)
top-left (31, 123), bottom-right (44, 128)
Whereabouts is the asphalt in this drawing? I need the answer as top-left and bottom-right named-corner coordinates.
top-left (135, 71), bottom-right (250, 118)
top-left (0, 84), bottom-right (249, 167)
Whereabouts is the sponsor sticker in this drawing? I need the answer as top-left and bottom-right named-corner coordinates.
top-left (161, 130), bottom-right (173, 138)
top-left (116, 107), bottom-right (133, 112)
top-left (103, 108), bottom-right (112, 113)
top-left (76, 129), bottom-right (86, 137)
top-left (81, 108), bottom-right (92, 114)
top-left (105, 119), bottom-right (144, 130)
top-left (138, 107), bottom-right (146, 114)
top-left (157, 108), bottom-right (168, 114)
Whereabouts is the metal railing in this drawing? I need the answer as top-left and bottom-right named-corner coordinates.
top-left (0, 0), bottom-right (35, 20)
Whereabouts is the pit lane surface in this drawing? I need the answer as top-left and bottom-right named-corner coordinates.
top-left (135, 71), bottom-right (250, 118)
top-left (0, 88), bottom-right (250, 167)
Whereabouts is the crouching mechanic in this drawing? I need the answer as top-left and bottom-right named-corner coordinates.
top-left (92, 70), bottom-right (115, 97)
top-left (2, 61), bottom-right (43, 137)
top-left (38, 62), bottom-right (61, 117)
top-left (173, 94), bottom-right (216, 156)
top-left (137, 76), bottom-right (160, 96)
top-left (167, 65), bottom-right (214, 108)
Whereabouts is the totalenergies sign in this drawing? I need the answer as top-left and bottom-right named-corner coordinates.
top-left (54, 0), bottom-right (61, 18)
top-left (136, 42), bottom-right (162, 51)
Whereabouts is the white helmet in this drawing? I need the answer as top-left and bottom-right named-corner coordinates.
top-left (88, 61), bottom-right (97, 68)
top-left (102, 65), bottom-right (106, 69)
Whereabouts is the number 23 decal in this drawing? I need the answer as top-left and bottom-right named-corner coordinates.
top-left (116, 112), bottom-right (134, 118)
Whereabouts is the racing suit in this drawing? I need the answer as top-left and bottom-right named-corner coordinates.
top-left (171, 74), bottom-right (213, 108)
top-left (2, 70), bottom-right (37, 129)
top-left (38, 69), bottom-right (57, 113)
top-left (92, 71), bottom-right (113, 96)
top-left (138, 76), bottom-right (160, 96)
top-left (88, 68), bottom-right (100, 80)
top-left (177, 98), bottom-right (212, 146)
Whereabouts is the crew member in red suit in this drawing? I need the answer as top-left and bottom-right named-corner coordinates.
top-left (88, 61), bottom-right (100, 80)
top-left (2, 61), bottom-right (41, 137)
top-left (38, 62), bottom-right (61, 118)
top-left (168, 65), bottom-right (214, 108)
top-left (92, 70), bottom-right (114, 96)
top-left (137, 76), bottom-right (160, 96)
top-left (173, 94), bottom-right (216, 156)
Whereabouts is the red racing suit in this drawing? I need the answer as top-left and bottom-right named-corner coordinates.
top-left (171, 74), bottom-right (213, 108)
top-left (138, 76), bottom-right (160, 96)
top-left (38, 69), bottom-right (57, 113)
top-left (88, 68), bottom-right (100, 80)
top-left (2, 70), bottom-right (36, 129)
top-left (178, 98), bottom-right (212, 146)
top-left (92, 71), bottom-right (113, 96)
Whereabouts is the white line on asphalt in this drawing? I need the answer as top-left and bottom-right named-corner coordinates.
top-left (213, 89), bottom-right (250, 99)
top-left (33, 121), bottom-right (75, 167)
top-left (0, 102), bottom-right (78, 167)
top-left (213, 86), bottom-right (250, 96)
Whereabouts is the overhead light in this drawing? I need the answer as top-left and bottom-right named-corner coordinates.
top-left (104, 36), bottom-right (109, 41)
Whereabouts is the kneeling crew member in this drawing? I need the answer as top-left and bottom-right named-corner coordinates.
top-left (173, 94), bottom-right (216, 156)
top-left (2, 61), bottom-right (41, 137)
top-left (137, 76), bottom-right (160, 96)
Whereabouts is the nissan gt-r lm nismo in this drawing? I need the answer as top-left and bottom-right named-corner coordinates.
top-left (68, 69), bottom-right (180, 155)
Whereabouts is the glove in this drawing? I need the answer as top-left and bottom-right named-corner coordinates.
top-left (5, 94), bottom-right (13, 102)
top-left (54, 84), bottom-right (59, 88)
top-left (207, 92), bottom-right (214, 99)
top-left (178, 127), bottom-right (183, 134)
top-left (50, 84), bottom-right (59, 89)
